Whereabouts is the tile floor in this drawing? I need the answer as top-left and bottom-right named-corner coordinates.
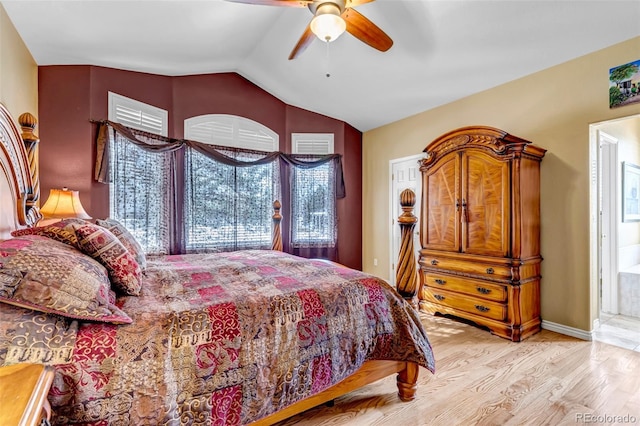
top-left (593, 312), bottom-right (640, 352)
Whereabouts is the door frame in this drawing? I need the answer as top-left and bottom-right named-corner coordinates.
top-left (590, 118), bottom-right (631, 331)
top-left (389, 153), bottom-right (425, 286)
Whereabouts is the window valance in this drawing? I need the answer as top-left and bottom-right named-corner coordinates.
top-left (94, 120), bottom-right (345, 198)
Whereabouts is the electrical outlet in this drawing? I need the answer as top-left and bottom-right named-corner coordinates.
top-left (373, 258), bottom-right (378, 266)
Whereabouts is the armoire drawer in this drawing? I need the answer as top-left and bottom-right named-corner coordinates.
top-left (421, 257), bottom-right (512, 280)
top-left (422, 272), bottom-right (507, 302)
top-left (420, 288), bottom-right (507, 322)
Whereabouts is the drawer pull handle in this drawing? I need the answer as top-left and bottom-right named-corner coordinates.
top-left (435, 279), bottom-right (447, 285)
top-left (434, 294), bottom-right (445, 301)
top-left (475, 305), bottom-right (490, 313)
top-left (431, 259), bottom-right (439, 266)
top-left (486, 267), bottom-right (494, 274)
top-left (476, 287), bottom-right (491, 294)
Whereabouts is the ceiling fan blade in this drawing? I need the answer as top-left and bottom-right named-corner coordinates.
top-left (345, 0), bottom-right (376, 7)
top-left (342, 7), bottom-right (393, 52)
top-left (289, 23), bottom-right (315, 60)
top-left (225, 0), bottom-right (309, 7)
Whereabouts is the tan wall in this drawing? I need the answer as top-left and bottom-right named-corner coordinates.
top-left (363, 36), bottom-right (640, 332)
top-left (0, 4), bottom-right (37, 118)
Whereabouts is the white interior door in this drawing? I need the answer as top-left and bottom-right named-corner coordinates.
top-left (599, 131), bottom-right (619, 314)
top-left (389, 154), bottom-right (424, 286)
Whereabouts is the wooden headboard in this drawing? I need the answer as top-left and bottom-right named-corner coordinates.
top-left (0, 103), bottom-right (41, 239)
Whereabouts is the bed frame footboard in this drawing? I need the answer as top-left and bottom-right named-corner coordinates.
top-left (250, 360), bottom-right (419, 425)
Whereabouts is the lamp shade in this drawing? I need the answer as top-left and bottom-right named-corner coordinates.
top-left (310, 3), bottom-right (346, 42)
top-left (40, 187), bottom-right (91, 220)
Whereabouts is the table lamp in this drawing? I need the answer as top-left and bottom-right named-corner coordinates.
top-left (39, 187), bottom-right (91, 225)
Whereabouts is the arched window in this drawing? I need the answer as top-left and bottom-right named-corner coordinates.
top-left (185, 114), bottom-right (278, 151)
top-left (183, 115), bottom-right (280, 252)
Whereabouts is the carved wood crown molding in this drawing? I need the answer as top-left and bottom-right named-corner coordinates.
top-left (420, 126), bottom-right (537, 168)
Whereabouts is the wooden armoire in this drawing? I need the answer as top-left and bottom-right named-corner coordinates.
top-left (418, 126), bottom-right (546, 342)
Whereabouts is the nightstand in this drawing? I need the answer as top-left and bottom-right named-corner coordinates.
top-left (0, 363), bottom-right (55, 426)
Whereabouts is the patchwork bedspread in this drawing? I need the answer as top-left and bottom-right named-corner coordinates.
top-left (0, 250), bottom-right (435, 425)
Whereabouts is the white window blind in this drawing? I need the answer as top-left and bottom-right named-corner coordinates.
top-left (292, 133), bottom-right (334, 155)
top-left (108, 92), bottom-right (168, 136)
top-left (185, 114), bottom-right (279, 152)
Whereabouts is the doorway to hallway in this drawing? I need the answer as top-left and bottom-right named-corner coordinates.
top-left (590, 113), bottom-right (640, 352)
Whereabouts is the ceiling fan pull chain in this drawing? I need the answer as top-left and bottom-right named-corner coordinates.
top-left (325, 41), bottom-right (331, 78)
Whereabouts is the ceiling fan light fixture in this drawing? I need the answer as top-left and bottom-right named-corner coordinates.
top-left (310, 3), bottom-right (346, 42)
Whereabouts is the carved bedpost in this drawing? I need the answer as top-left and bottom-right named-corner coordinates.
top-left (18, 112), bottom-right (42, 226)
top-left (271, 200), bottom-right (283, 251)
top-left (396, 189), bottom-right (419, 309)
top-left (18, 112), bottom-right (40, 208)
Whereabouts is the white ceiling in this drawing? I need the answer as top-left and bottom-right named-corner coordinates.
top-left (3, 0), bottom-right (639, 132)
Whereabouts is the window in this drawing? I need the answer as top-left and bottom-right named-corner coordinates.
top-left (108, 92), bottom-right (168, 136)
top-left (291, 133), bottom-right (334, 155)
top-left (108, 137), bottom-right (172, 255)
top-left (104, 105), bottom-right (342, 259)
top-left (108, 94), bottom-right (171, 254)
top-left (184, 148), bottom-right (279, 252)
top-left (183, 115), bottom-right (280, 252)
top-left (291, 133), bottom-right (336, 248)
top-left (291, 161), bottom-right (336, 247)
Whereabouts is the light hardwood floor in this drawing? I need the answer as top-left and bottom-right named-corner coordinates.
top-left (276, 313), bottom-right (640, 426)
top-left (593, 313), bottom-right (640, 352)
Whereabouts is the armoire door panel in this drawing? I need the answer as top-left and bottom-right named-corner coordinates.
top-left (422, 154), bottom-right (459, 252)
top-left (461, 151), bottom-right (510, 257)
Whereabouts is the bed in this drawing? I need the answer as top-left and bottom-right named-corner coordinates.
top-left (0, 102), bottom-right (435, 425)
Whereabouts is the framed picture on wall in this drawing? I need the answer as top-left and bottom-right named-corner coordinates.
top-left (609, 59), bottom-right (640, 108)
top-left (623, 161), bottom-right (640, 222)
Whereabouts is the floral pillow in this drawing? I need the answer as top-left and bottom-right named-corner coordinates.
top-left (11, 218), bottom-right (90, 248)
top-left (95, 218), bottom-right (146, 270)
top-left (71, 222), bottom-right (142, 296)
top-left (0, 235), bottom-right (132, 324)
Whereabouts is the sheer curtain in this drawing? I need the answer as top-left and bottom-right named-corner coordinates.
top-left (104, 126), bottom-right (176, 255)
top-left (289, 156), bottom-right (338, 260)
top-left (95, 121), bottom-right (344, 261)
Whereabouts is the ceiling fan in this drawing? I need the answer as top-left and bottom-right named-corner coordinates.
top-left (226, 0), bottom-right (393, 60)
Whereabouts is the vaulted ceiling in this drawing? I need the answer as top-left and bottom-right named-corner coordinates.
top-left (3, 0), bottom-right (639, 131)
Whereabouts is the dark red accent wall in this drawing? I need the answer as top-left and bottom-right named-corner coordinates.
top-left (37, 66), bottom-right (91, 217)
top-left (38, 66), bottom-right (362, 270)
top-left (340, 123), bottom-right (363, 270)
top-left (172, 73), bottom-right (287, 142)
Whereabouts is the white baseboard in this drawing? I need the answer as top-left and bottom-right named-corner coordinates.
top-left (541, 320), bottom-right (592, 341)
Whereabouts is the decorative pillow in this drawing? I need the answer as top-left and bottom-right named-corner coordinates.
top-left (95, 218), bottom-right (146, 270)
top-left (0, 235), bottom-right (132, 324)
top-left (71, 222), bottom-right (142, 296)
top-left (11, 218), bottom-right (91, 249)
